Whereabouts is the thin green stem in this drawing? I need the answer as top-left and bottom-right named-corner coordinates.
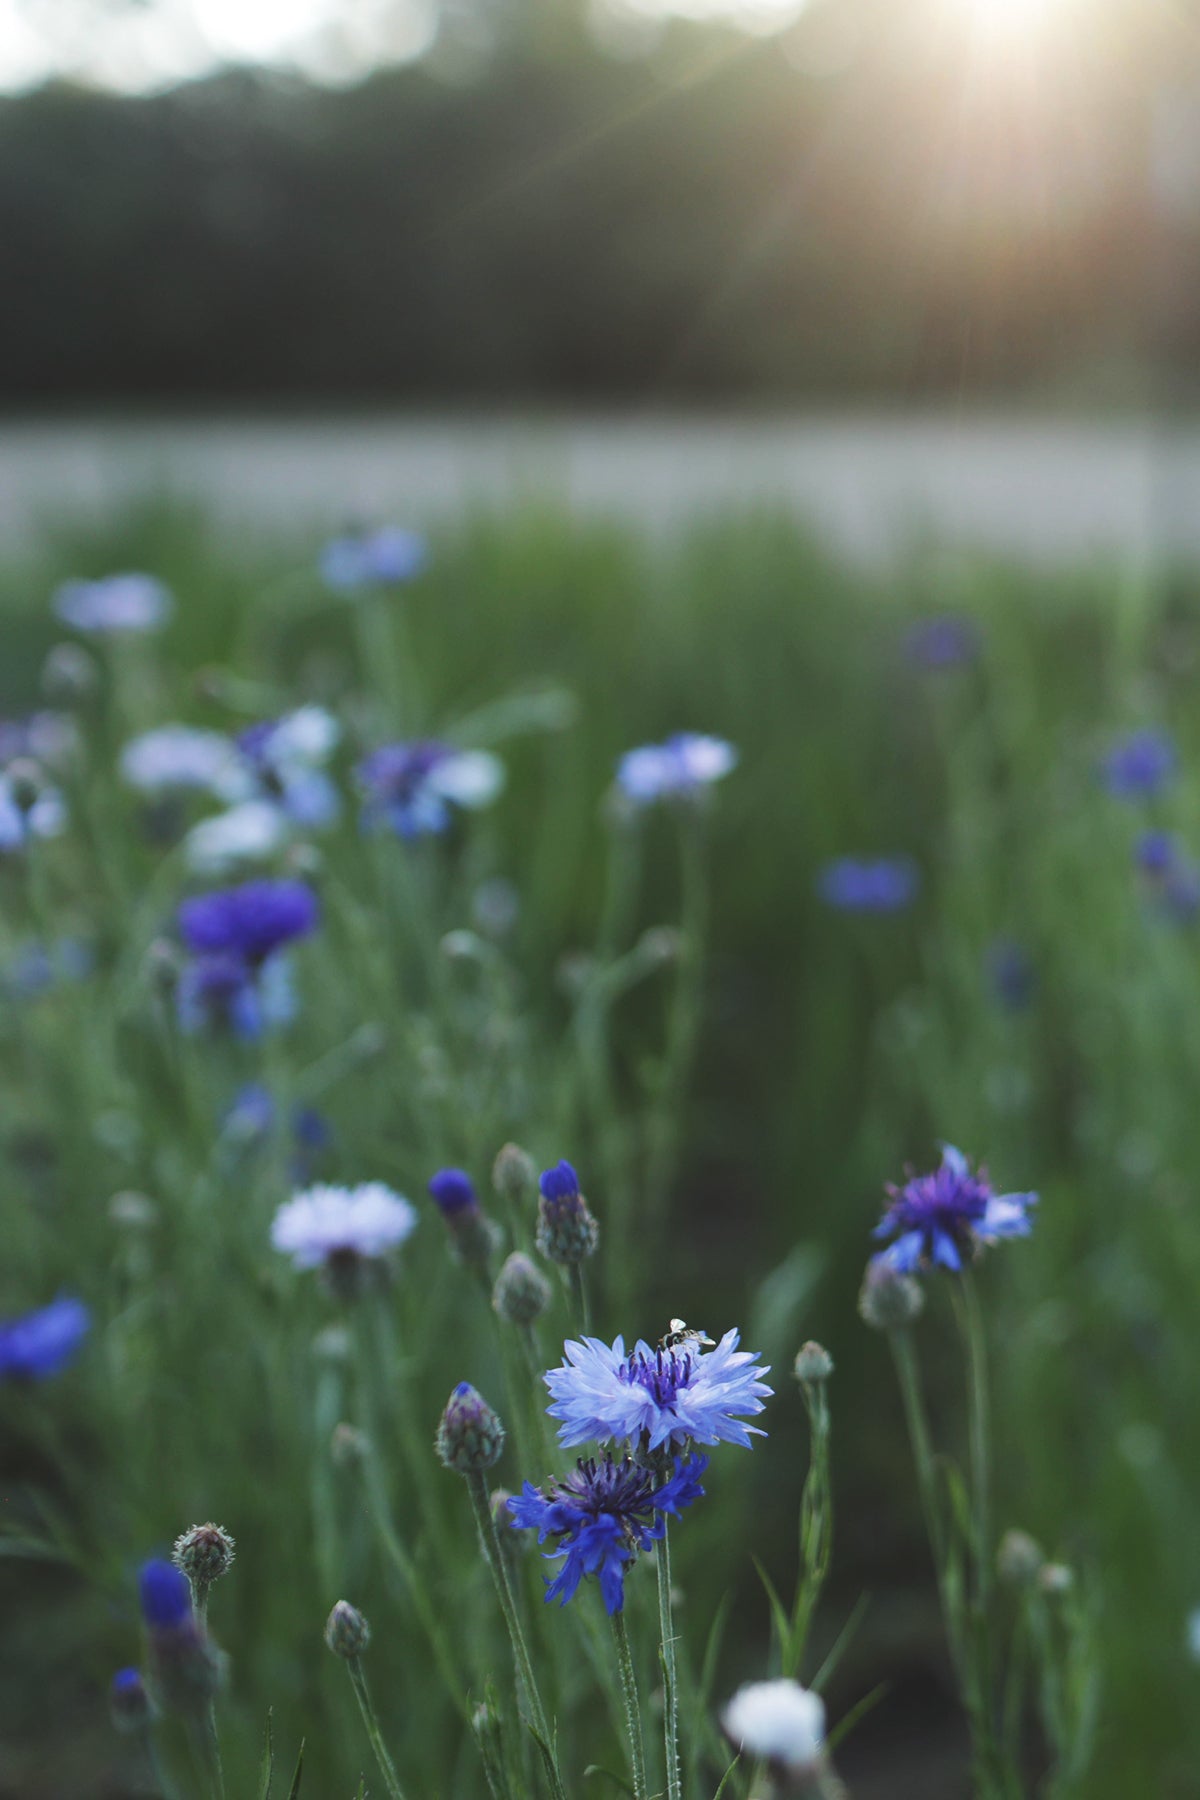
top-left (347, 1657), bottom-right (408, 1800)
top-left (888, 1328), bottom-right (964, 1675)
top-left (466, 1472), bottom-right (568, 1800)
top-left (569, 1260), bottom-right (591, 1333)
top-left (957, 1271), bottom-right (993, 1615)
top-left (610, 1609), bottom-right (648, 1800)
top-left (656, 1520), bottom-right (682, 1800)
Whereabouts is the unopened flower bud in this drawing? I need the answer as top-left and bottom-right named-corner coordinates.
top-left (536, 1160), bottom-right (599, 1266)
top-left (428, 1168), bottom-right (499, 1272)
top-left (1039, 1562), bottom-right (1074, 1597)
top-left (313, 1325), bottom-right (352, 1363)
top-left (145, 937), bottom-right (182, 994)
top-left (109, 1190), bottom-right (157, 1230)
top-left (492, 1142), bottom-right (537, 1205)
top-left (492, 1252), bottom-right (551, 1327)
top-left (42, 642), bottom-right (99, 703)
top-left (858, 1257), bottom-right (924, 1331)
top-left (173, 1522), bottom-right (235, 1592)
top-left (331, 1421), bottom-right (370, 1467)
top-left (793, 1341), bottom-right (834, 1384)
top-left (435, 1382), bottom-right (506, 1474)
top-left (325, 1599), bottom-right (371, 1659)
top-left (110, 1667), bottom-right (152, 1733)
top-left (997, 1529), bottom-right (1043, 1587)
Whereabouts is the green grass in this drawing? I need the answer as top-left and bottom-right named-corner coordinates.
top-left (2, 501), bottom-right (1199, 1797)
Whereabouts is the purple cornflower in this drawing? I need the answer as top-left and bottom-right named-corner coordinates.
top-left (178, 879), bottom-right (319, 963)
top-left (53, 573), bottom-right (172, 635)
top-left (0, 1295), bottom-right (89, 1380)
top-left (872, 1144), bottom-right (1037, 1274)
top-left (616, 733), bottom-right (737, 806)
top-left (817, 857), bottom-right (918, 913)
top-left (904, 615), bottom-right (982, 671)
top-left (1100, 730), bottom-right (1177, 801)
top-left (175, 950), bottom-right (295, 1039)
top-left (357, 741), bottom-right (504, 838)
top-left (320, 526), bottom-right (428, 591)
top-left (546, 1329), bottom-right (771, 1453)
top-left (236, 707), bottom-right (341, 829)
top-left (508, 1452), bottom-right (707, 1614)
top-left (1136, 830), bottom-right (1176, 877)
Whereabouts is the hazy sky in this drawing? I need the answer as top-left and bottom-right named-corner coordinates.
top-left (0, 0), bottom-right (804, 90)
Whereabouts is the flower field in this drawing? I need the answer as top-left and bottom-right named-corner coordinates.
top-left (2, 502), bottom-right (1198, 1797)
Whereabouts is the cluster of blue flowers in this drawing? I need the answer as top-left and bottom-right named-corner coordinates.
top-left (870, 1143), bottom-right (1037, 1275)
top-left (176, 878), bottom-right (320, 1038)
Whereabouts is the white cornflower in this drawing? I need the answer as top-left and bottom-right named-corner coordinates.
top-left (271, 1184), bottom-right (418, 1272)
top-left (722, 1679), bottom-right (825, 1778)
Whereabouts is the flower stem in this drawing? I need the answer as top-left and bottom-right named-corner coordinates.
top-left (466, 1472), bottom-right (568, 1800)
top-left (346, 1656), bottom-right (408, 1800)
top-left (569, 1260), bottom-right (591, 1333)
top-left (610, 1609), bottom-right (648, 1800)
top-left (656, 1519), bottom-right (682, 1800)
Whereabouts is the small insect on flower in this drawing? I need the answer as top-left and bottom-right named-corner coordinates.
top-left (872, 1143), bottom-right (1037, 1275)
top-left (545, 1328), bottom-right (772, 1453)
top-left (508, 1451), bottom-right (707, 1614)
top-left (659, 1318), bottom-right (715, 1352)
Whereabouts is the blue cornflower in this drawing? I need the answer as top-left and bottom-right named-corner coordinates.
top-left (0, 1295), bottom-right (89, 1380)
top-left (872, 1144), bottom-right (1037, 1274)
top-left (53, 573), bottom-right (172, 635)
top-left (139, 1559), bottom-right (191, 1630)
top-left (428, 1168), bottom-right (478, 1214)
top-left (0, 770), bottom-right (66, 853)
top-left (236, 707), bottom-right (341, 829)
top-left (546, 1329), bottom-right (771, 1453)
top-left (1136, 830), bottom-right (1176, 876)
top-left (357, 741), bottom-right (504, 838)
top-left (178, 879), bottom-right (319, 964)
top-left (175, 950), bottom-right (295, 1039)
top-left (984, 938), bottom-right (1034, 1012)
top-left (1100, 730), bottom-right (1177, 801)
top-left (817, 857), bottom-right (918, 913)
top-left (903, 615), bottom-right (982, 671)
top-left (5, 938), bottom-right (94, 1002)
top-left (508, 1452), bottom-right (707, 1614)
top-left (616, 733), bottom-right (737, 806)
top-left (320, 526), bottom-right (428, 591)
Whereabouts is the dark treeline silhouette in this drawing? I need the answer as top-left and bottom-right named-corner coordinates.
top-left (2, 0), bottom-right (1194, 405)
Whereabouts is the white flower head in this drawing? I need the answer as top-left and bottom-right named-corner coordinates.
top-left (0, 776), bottom-right (66, 852)
top-left (427, 749), bottom-right (506, 810)
top-left (184, 801), bottom-right (290, 876)
top-left (271, 1184), bottom-right (418, 1271)
top-left (722, 1679), bottom-right (825, 1777)
top-left (617, 733), bottom-right (737, 806)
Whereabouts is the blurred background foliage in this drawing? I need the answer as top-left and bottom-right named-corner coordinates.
top-left (2, 0), bottom-right (1198, 406)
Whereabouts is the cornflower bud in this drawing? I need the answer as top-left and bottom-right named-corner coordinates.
top-left (997, 1529), bottom-right (1043, 1587)
top-left (793, 1341), bottom-right (834, 1384)
top-left (172, 1522), bottom-right (235, 1604)
top-left (325, 1599), bottom-right (371, 1659)
top-left (858, 1257), bottom-right (925, 1331)
top-left (492, 1142), bottom-right (537, 1205)
top-left (536, 1160), bottom-right (599, 1266)
top-left (492, 1251), bottom-right (551, 1327)
top-left (435, 1382), bottom-right (506, 1474)
top-left (1039, 1562), bottom-right (1074, 1597)
top-left (109, 1667), bottom-right (152, 1733)
top-left (427, 1168), bottom-right (499, 1274)
top-left (109, 1190), bottom-right (157, 1230)
top-left (331, 1421), bottom-right (370, 1467)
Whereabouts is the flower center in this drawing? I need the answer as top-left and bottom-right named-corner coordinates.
top-left (619, 1346), bottom-right (693, 1411)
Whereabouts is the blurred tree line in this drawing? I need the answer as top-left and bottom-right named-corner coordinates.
top-left (1, 0), bottom-right (1195, 405)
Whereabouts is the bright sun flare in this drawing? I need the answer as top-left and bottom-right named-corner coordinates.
top-left (957, 0), bottom-right (1060, 39)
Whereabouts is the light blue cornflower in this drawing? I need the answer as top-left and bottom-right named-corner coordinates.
top-left (53, 573), bottom-right (172, 635)
top-left (817, 856), bottom-right (918, 913)
top-left (904, 615), bottom-right (982, 670)
top-left (119, 725), bottom-right (249, 802)
top-left (872, 1144), bottom-right (1037, 1274)
top-left (320, 527), bottom-right (428, 591)
top-left (616, 733), bottom-right (737, 805)
top-left (357, 741), bottom-right (505, 838)
top-left (0, 771), bottom-right (66, 853)
top-left (0, 1295), bottom-right (90, 1381)
top-left (1100, 729), bottom-right (1177, 801)
top-left (236, 707), bottom-right (341, 829)
top-left (546, 1328), bottom-right (771, 1453)
top-left (984, 938), bottom-right (1034, 1012)
top-left (508, 1452), bottom-right (707, 1614)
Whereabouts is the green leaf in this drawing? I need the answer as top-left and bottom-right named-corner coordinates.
top-left (711, 1754), bottom-right (741, 1800)
top-left (811, 1592), bottom-right (872, 1692)
top-left (258, 1709), bottom-right (275, 1799)
top-left (286, 1740), bottom-right (305, 1800)
top-left (751, 1554), bottom-right (792, 1664)
top-left (582, 1765), bottom-right (636, 1797)
top-left (825, 1682), bottom-right (889, 1752)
